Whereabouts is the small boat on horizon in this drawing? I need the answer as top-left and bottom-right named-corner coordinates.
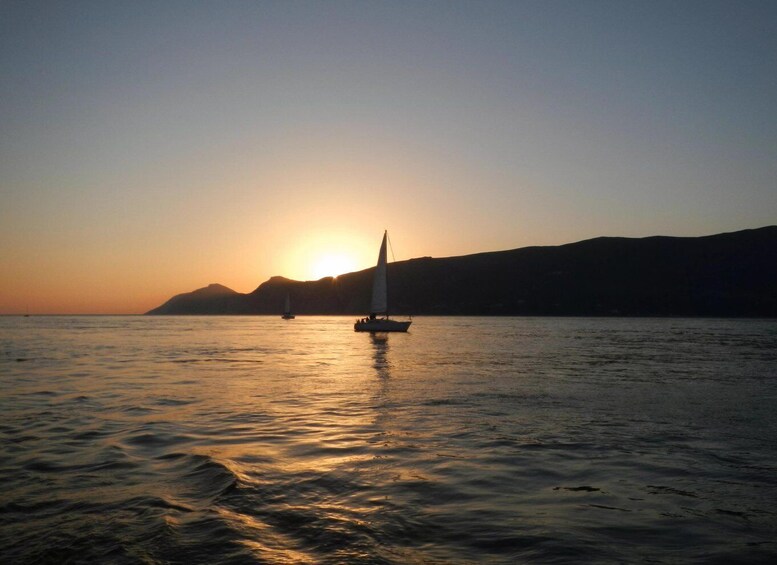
top-left (354, 230), bottom-right (411, 333)
top-left (281, 293), bottom-right (295, 320)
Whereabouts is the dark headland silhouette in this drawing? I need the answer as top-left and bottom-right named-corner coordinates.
top-left (147, 226), bottom-right (777, 317)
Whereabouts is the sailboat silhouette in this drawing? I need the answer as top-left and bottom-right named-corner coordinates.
top-left (354, 231), bottom-right (411, 332)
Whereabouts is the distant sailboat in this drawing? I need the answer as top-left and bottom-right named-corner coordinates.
top-left (354, 231), bottom-right (411, 332)
top-left (281, 293), bottom-right (295, 319)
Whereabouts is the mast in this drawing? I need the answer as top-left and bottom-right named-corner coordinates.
top-left (385, 230), bottom-right (389, 318)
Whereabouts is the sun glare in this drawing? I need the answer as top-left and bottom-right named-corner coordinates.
top-left (310, 253), bottom-right (357, 280)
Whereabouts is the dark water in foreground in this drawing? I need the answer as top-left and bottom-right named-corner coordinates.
top-left (1, 316), bottom-right (776, 564)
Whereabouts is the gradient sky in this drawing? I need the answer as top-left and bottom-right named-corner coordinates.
top-left (2, 0), bottom-right (776, 314)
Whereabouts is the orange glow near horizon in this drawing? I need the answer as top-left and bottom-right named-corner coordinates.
top-left (0, 225), bottom-right (394, 314)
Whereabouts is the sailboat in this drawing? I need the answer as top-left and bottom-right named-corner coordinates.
top-left (281, 293), bottom-right (295, 319)
top-left (354, 231), bottom-right (411, 332)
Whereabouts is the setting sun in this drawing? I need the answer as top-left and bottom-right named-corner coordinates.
top-left (279, 229), bottom-right (375, 282)
top-left (310, 253), bottom-right (357, 280)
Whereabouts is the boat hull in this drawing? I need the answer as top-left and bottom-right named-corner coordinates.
top-left (354, 319), bottom-right (411, 332)
top-left (281, 314), bottom-right (295, 319)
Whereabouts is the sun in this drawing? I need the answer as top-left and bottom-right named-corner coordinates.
top-left (310, 253), bottom-right (357, 280)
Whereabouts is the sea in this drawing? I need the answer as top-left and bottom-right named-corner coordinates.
top-left (1, 315), bottom-right (776, 564)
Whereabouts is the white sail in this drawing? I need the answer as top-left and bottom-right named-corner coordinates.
top-left (370, 231), bottom-right (388, 314)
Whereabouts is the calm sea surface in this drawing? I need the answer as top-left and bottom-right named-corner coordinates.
top-left (1, 316), bottom-right (776, 564)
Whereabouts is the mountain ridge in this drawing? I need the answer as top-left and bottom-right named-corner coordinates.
top-left (146, 226), bottom-right (777, 317)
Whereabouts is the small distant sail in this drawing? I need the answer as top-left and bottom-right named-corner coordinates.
top-left (370, 231), bottom-right (388, 315)
top-left (282, 292), bottom-right (295, 319)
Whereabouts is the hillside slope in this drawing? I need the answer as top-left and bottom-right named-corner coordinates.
top-left (147, 226), bottom-right (777, 317)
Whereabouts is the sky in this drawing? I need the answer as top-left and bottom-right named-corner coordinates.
top-left (1, 0), bottom-right (776, 314)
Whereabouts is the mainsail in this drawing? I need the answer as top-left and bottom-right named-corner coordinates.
top-left (370, 231), bottom-right (388, 315)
